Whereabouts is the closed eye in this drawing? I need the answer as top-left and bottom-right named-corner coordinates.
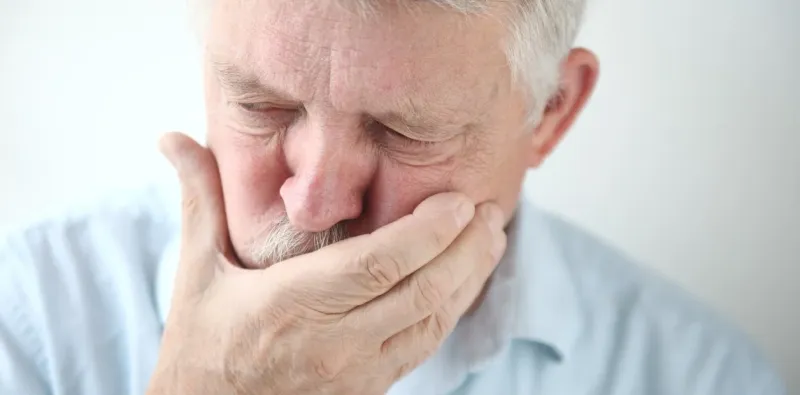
top-left (370, 121), bottom-right (439, 149)
top-left (230, 101), bottom-right (301, 132)
top-left (236, 102), bottom-right (295, 113)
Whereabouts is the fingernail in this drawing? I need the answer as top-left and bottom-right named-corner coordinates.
top-left (491, 231), bottom-right (507, 261)
top-left (454, 199), bottom-right (475, 228)
top-left (481, 204), bottom-right (504, 230)
top-left (479, 204), bottom-right (506, 260)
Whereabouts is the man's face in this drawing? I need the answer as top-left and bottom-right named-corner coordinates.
top-left (204, 1), bottom-right (539, 268)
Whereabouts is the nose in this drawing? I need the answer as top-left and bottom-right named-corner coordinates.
top-left (280, 118), bottom-right (375, 232)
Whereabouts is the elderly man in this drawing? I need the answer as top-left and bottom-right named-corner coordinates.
top-left (0, 0), bottom-right (787, 394)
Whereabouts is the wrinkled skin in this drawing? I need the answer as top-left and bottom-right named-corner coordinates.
top-left (202, 0), bottom-right (597, 268)
top-left (147, 132), bottom-right (507, 394)
top-left (147, 1), bottom-right (598, 394)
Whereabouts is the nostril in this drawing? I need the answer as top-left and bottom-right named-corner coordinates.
top-left (279, 153), bottom-right (370, 233)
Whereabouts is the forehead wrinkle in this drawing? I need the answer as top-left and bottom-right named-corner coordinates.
top-left (212, 3), bottom-right (344, 89)
top-left (336, 37), bottom-right (505, 130)
top-left (326, 43), bottom-right (462, 123)
top-left (211, 60), bottom-right (261, 91)
top-left (212, 0), bottom-right (507, 127)
top-left (259, 25), bottom-right (327, 76)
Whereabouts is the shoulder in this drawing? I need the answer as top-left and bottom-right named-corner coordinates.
top-left (535, 210), bottom-right (787, 394)
top-left (0, 182), bottom-right (179, 295)
top-left (0, 182), bottom-right (179, 393)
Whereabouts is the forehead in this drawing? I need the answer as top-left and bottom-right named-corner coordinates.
top-left (207, 0), bottom-right (512, 118)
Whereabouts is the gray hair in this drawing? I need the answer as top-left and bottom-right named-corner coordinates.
top-left (249, 214), bottom-right (349, 267)
top-left (189, 0), bottom-right (587, 125)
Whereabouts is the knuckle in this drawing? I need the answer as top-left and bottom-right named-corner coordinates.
top-left (412, 274), bottom-right (446, 313)
top-left (394, 360), bottom-right (419, 382)
top-left (313, 357), bottom-right (343, 382)
top-left (182, 195), bottom-right (201, 216)
top-left (393, 343), bottom-right (436, 383)
top-left (360, 248), bottom-right (401, 289)
top-left (427, 313), bottom-right (454, 344)
top-left (428, 225), bottom-right (450, 251)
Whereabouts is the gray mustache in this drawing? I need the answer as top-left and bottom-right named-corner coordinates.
top-left (249, 215), bottom-right (350, 267)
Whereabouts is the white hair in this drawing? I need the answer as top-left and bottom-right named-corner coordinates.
top-left (249, 214), bottom-right (349, 267)
top-left (188, 0), bottom-right (587, 125)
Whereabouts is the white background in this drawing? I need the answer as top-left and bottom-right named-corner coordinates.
top-left (1, 0), bottom-right (798, 391)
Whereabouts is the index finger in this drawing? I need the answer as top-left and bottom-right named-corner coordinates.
top-left (159, 131), bottom-right (229, 251)
top-left (338, 192), bottom-right (476, 297)
top-left (159, 132), bottom-right (234, 297)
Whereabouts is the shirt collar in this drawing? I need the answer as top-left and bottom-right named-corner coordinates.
top-left (442, 195), bottom-right (583, 369)
top-left (506, 196), bottom-right (584, 361)
top-left (155, 194), bottom-right (584, 390)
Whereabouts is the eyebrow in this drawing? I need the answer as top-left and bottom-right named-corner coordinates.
top-left (212, 60), bottom-right (297, 102)
top-left (377, 94), bottom-right (473, 138)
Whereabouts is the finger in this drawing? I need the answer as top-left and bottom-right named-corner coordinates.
top-left (159, 132), bottom-right (232, 294)
top-left (344, 202), bottom-right (506, 339)
top-left (379, 233), bottom-right (506, 370)
top-left (343, 193), bottom-right (476, 292)
top-left (275, 193), bottom-right (476, 309)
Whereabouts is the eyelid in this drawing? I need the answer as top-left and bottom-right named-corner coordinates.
top-left (238, 102), bottom-right (271, 111)
top-left (227, 90), bottom-right (301, 107)
top-left (375, 124), bottom-right (444, 151)
top-left (230, 101), bottom-right (301, 131)
top-left (387, 123), bottom-right (460, 144)
top-left (234, 101), bottom-right (300, 113)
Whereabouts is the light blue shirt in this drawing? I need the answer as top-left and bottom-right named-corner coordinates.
top-left (0, 183), bottom-right (787, 395)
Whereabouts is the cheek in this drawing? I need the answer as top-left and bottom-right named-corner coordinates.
top-left (448, 132), bottom-right (532, 222)
top-left (360, 160), bottom-right (455, 232)
top-left (359, 133), bottom-right (531, 233)
top-left (205, 76), bottom-right (289, 247)
top-left (208, 128), bottom-right (289, 246)
top-left (474, 134), bottom-right (531, 219)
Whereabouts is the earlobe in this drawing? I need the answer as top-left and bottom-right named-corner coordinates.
top-left (525, 48), bottom-right (600, 169)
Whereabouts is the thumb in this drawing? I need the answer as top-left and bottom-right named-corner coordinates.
top-left (159, 132), bottom-right (232, 294)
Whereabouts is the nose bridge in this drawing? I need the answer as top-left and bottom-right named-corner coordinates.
top-left (281, 117), bottom-right (374, 231)
top-left (312, 122), bottom-right (350, 169)
top-left (298, 117), bottom-right (369, 185)
top-left (303, 135), bottom-right (352, 191)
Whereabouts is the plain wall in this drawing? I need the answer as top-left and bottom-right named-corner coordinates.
top-left (2, 0), bottom-right (798, 391)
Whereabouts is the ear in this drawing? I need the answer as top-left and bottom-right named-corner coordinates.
top-left (526, 48), bottom-right (599, 168)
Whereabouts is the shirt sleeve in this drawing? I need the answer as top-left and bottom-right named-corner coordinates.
top-left (0, 237), bottom-right (50, 395)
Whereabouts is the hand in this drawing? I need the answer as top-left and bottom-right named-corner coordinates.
top-left (146, 132), bottom-right (508, 395)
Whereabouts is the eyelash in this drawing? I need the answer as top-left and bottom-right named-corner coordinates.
top-left (369, 121), bottom-right (438, 150)
top-left (235, 102), bottom-right (439, 149)
top-left (236, 102), bottom-right (296, 116)
top-left (387, 130), bottom-right (437, 149)
top-left (234, 102), bottom-right (299, 126)
top-left (238, 102), bottom-right (275, 112)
